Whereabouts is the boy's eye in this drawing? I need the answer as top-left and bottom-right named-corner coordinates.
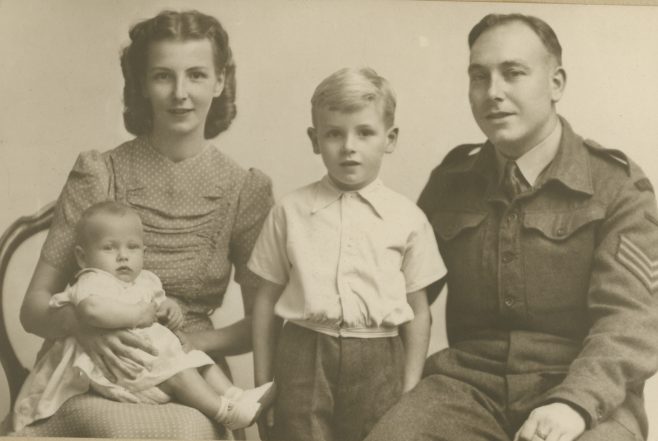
top-left (358, 129), bottom-right (375, 137)
top-left (325, 130), bottom-right (343, 139)
top-left (189, 71), bottom-right (208, 80)
top-left (469, 72), bottom-right (488, 83)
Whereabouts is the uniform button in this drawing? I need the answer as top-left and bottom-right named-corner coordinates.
top-left (504, 296), bottom-right (515, 307)
top-left (502, 251), bottom-right (515, 263)
top-left (596, 407), bottom-right (603, 419)
top-left (507, 212), bottom-right (518, 222)
top-left (556, 227), bottom-right (567, 237)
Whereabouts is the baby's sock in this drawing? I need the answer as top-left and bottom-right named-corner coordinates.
top-left (213, 396), bottom-right (259, 431)
top-left (224, 386), bottom-right (244, 401)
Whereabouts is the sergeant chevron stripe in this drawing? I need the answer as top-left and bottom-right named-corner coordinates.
top-left (617, 234), bottom-right (658, 292)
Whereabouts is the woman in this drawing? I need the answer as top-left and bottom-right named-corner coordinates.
top-left (16, 9), bottom-right (272, 438)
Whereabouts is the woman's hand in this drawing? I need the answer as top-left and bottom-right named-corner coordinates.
top-left (74, 325), bottom-right (158, 382)
top-left (156, 298), bottom-right (183, 330)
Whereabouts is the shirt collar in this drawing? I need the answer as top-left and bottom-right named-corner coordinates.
top-left (495, 118), bottom-right (562, 187)
top-left (311, 175), bottom-right (389, 219)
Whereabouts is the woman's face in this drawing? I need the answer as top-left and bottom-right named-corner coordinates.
top-left (143, 38), bottom-right (224, 138)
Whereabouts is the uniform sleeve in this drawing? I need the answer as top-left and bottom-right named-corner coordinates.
top-left (402, 213), bottom-right (447, 294)
top-left (40, 151), bottom-right (112, 272)
top-left (229, 168), bottom-right (274, 288)
top-left (545, 170), bottom-right (658, 427)
top-left (246, 204), bottom-right (290, 286)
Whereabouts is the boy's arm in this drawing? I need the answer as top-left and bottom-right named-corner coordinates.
top-left (252, 279), bottom-right (285, 387)
top-left (399, 289), bottom-right (431, 393)
top-left (76, 295), bottom-right (157, 329)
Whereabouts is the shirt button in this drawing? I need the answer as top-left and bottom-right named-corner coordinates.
top-left (504, 296), bottom-right (515, 307)
top-left (556, 227), bottom-right (567, 237)
top-left (502, 251), bottom-right (515, 263)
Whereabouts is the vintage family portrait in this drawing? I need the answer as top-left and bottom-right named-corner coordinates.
top-left (1, 0), bottom-right (657, 440)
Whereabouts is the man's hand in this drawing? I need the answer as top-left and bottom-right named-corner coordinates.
top-left (514, 402), bottom-right (586, 441)
top-left (74, 325), bottom-right (157, 382)
top-left (156, 298), bottom-right (183, 330)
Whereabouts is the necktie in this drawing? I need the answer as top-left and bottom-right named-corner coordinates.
top-left (502, 160), bottom-right (528, 201)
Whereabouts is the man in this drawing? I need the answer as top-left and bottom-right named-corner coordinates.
top-left (365, 13), bottom-right (658, 441)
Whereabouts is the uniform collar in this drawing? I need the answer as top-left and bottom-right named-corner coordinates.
top-left (463, 116), bottom-right (594, 198)
top-left (311, 175), bottom-right (389, 219)
top-left (537, 116), bottom-right (594, 195)
top-left (495, 119), bottom-right (562, 187)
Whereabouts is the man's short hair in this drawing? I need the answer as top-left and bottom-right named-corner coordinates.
top-left (468, 13), bottom-right (563, 65)
top-left (310, 67), bottom-right (397, 128)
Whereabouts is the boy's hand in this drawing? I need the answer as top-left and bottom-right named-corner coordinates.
top-left (156, 298), bottom-right (183, 330)
top-left (257, 407), bottom-right (275, 441)
top-left (135, 301), bottom-right (158, 328)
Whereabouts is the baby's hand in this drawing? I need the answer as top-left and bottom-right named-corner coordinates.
top-left (156, 299), bottom-right (183, 330)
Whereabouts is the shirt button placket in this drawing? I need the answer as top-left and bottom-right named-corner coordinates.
top-left (499, 206), bottom-right (523, 317)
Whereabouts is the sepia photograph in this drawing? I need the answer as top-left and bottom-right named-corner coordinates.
top-left (1, 0), bottom-right (657, 440)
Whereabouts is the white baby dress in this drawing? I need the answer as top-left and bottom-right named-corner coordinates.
top-left (12, 268), bottom-right (214, 432)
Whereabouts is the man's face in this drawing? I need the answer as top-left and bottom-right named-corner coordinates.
top-left (468, 21), bottom-right (565, 157)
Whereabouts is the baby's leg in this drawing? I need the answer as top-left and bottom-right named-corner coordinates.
top-left (201, 364), bottom-right (276, 409)
top-left (159, 368), bottom-right (260, 430)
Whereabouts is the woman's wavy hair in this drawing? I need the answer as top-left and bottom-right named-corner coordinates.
top-left (120, 10), bottom-right (237, 139)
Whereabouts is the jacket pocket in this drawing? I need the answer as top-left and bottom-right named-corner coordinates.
top-left (523, 205), bottom-right (605, 241)
top-left (432, 211), bottom-right (488, 241)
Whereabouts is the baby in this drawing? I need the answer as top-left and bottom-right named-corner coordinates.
top-left (13, 201), bottom-right (273, 432)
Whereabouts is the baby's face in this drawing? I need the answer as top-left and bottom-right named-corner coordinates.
top-left (81, 213), bottom-right (145, 283)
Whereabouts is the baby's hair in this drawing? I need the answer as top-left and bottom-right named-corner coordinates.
top-left (310, 67), bottom-right (396, 128)
top-left (121, 9), bottom-right (236, 139)
top-left (75, 201), bottom-right (140, 247)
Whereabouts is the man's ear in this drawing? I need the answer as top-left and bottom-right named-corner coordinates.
top-left (307, 127), bottom-right (320, 154)
top-left (74, 245), bottom-right (87, 269)
top-left (550, 65), bottom-right (567, 103)
top-left (385, 127), bottom-right (399, 153)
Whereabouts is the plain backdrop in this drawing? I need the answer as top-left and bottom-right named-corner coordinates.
top-left (1, 1), bottom-right (657, 439)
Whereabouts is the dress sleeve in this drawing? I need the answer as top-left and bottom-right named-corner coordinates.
top-left (544, 168), bottom-right (658, 428)
top-left (41, 151), bottom-right (112, 272)
top-left (229, 168), bottom-right (274, 288)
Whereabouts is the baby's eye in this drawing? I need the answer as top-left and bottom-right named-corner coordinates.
top-left (101, 245), bottom-right (113, 251)
top-left (128, 243), bottom-right (142, 250)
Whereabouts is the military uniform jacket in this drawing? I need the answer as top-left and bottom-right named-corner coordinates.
top-left (419, 117), bottom-right (658, 437)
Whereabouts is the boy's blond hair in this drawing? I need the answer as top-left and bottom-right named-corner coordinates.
top-left (310, 67), bottom-right (396, 128)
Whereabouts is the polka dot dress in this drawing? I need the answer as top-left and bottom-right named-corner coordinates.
top-left (43, 137), bottom-right (273, 328)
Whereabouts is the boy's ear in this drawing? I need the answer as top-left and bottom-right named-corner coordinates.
top-left (385, 127), bottom-right (399, 153)
top-left (307, 127), bottom-right (320, 154)
top-left (74, 245), bottom-right (87, 269)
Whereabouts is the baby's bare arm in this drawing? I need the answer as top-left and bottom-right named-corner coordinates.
top-left (76, 295), bottom-right (157, 329)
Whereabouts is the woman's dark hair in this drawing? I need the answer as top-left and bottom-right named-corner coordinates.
top-left (468, 13), bottom-right (562, 65)
top-left (121, 10), bottom-right (237, 139)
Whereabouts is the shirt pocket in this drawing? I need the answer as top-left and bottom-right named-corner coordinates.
top-left (431, 210), bottom-right (491, 314)
top-left (522, 205), bottom-right (605, 315)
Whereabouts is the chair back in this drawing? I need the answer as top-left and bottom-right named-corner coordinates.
top-left (0, 202), bottom-right (55, 408)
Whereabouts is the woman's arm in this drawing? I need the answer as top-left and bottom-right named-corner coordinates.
top-left (399, 289), bottom-right (431, 393)
top-left (76, 296), bottom-right (157, 329)
top-left (182, 284), bottom-right (259, 356)
top-left (20, 258), bottom-right (157, 380)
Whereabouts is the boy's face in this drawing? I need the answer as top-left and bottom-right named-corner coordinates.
top-left (308, 102), bottom-right (398, 191)
top-left (76, 213), bottom-right (145, 283)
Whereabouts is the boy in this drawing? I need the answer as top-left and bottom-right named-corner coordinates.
top-left (250, 67), bottom-right (446, 441)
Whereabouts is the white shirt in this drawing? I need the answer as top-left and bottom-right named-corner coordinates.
top-left (248, 176), bottom-right (446, 338)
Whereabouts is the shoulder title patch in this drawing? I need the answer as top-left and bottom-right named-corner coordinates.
top-left (617, 234), bottom-right (658, 293)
